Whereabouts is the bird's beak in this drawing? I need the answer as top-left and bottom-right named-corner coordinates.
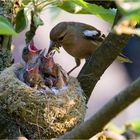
top-left (48, 41), bottom-right (55, 53)
top-left (48, 40), bottom-right (60, 53)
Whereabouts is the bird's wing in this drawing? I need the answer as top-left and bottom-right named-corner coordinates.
top-left (83, 30), bottom-right (105, 41)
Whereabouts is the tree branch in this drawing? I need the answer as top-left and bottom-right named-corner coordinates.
top-left (60, 76), bottom-right (140, 139)
top-left (77, 10), bottom-right (131, 99)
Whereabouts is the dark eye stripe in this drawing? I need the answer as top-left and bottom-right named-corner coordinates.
top-left (57, 32), bottom-right (67, 41)
top-left (58, 36), bottom-right (64, 41)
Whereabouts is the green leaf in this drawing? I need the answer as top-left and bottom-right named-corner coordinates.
top-left (116, 0), bottom-right (140, 14)
top-left (126, 119), bottom-right (140, 133)
top-left (105, 123), bottom-right (123, 134)
top-left (124, 9), bottom-right (140, 23)
top-left (58, 0), bottom-right (115, 23)
top-left (15, 9), bottom-right (28, 33)
top-left (132, 119), bottom-right (140, 133)
top-left (33, 14), bottom-right (44, 28)
top-left (58, 1), bottom-right (84, 13)
top-left (22, 0), bottom-right (31, 5)
top-left (0, 16), bottom-right (17, 35)
top-left (116, 0), bottom-right (140, 23)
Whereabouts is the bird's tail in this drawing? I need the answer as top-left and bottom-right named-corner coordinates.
top-left (117, 53), bottom-right (132, 63)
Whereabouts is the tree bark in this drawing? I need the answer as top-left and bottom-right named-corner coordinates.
top-left (60, 76), bottom-right (140, 139)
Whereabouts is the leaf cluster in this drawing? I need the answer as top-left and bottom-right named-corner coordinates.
top-left (0, 0), bottom-right (116, 43)
top-left (1, 0), bottom-right (140, 39)
top-left (115, 0), bottom-right (140, 36)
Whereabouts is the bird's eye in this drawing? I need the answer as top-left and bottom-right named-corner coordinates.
top-left (58, 36), bottom-right (64, 41)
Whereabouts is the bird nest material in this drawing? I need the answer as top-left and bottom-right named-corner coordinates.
top-left (0, 64), bottom-right (86, 138)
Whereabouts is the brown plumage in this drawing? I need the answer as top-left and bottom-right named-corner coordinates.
top-left (23, 64), bottom-right (45, 89)
top-left (39, 51), bottom-right (57, 78)
top-left (48, 21), bottom-right (105, 74)
top-left (39, 52), bottom-right (68, 88)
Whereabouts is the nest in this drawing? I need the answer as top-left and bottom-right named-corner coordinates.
top-left (0, 48), bottom-right (12, 71)
top-left (0, 64), bottom-right (86, 138)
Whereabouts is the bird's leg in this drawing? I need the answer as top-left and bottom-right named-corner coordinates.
top-left (68, 58), bottom-right (81, 75)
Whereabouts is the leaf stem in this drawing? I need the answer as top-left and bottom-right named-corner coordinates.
top-left (2, 36), bottom-right (11, 50)
top-left (36, 0), bottom-right (57, 11)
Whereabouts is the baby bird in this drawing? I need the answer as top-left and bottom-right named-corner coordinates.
top-left (22, 40), bottom-right (42, 63)
top-left (23, 49), bottom-right (47, 89)
top-left (23, 63), bottom-right (44, 89)
top-left (39, 51), bottom-right (68, 88)
top-left (48, 21), bottom-right (105, 74)
top-left (39, 51), bottom-right (58, 87)
top-left (39, 51), bottom-right (57, 77)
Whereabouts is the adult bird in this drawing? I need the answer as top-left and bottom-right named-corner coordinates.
top-left (48, 21), bottom-right (131, 74)
top-left (48, 21), bottom-right (105, 74)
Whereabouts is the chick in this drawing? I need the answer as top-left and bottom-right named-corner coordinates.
top-left (22, 40), bottom-right (42, 63)
top-left (44, 76), bottom-right (57, 88)
top-left (39, 51), bottom-right (68, 88)
top-left (39, 51), bottom-right (57, 77)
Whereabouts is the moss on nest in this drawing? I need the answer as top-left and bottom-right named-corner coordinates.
top-left (0, 48), bottom-right (12, 72)
top-left (0, 64), bottom-right (86, 138)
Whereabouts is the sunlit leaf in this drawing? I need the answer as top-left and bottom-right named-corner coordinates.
top-left (22, 0), bottom-right (31, 5)
top-left (58, 0), bottom-right (115, 23)
top-left (126, 119), bottom-right (140, 133)
top-left (124, 10), bottom-right (140, 23)
top-left (0, 16), bottom-right (17, 35)
top-left (116, 0), bottom-right (140, 13)
top-left (105, 123), bottom-right (123, 134)
top-left (58, 1), bottom-right (84, 14)
top-left (15, 9), bottom-right (28, 33)
top-left (116, 0), bottom-right (140, 23)
top-left (33, 14), bottom-right (44, 28)
top-left (132, 119), bottom-right (140, 133)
